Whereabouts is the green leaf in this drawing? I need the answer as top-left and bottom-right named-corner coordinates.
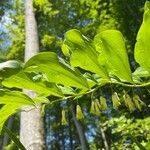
top-left (132, 67), bottom-right (150, 77)
top-left (25, 52), bottom-right (89, 89)
top-left (94, 30), bottom-right (133, 83)
top-left (2, 71), bottom-right (63, 97)
top-left (0, 90), bottom-right (34, 105)
top-left (0, 60), bottom-right (21, 70)
top-left (61, 43), bottom-right (70, 57)
top-left (32, 97), bottom-right (50, 104)
top-left (0, 61), bottom-right (22, 80)
top-left (0, 104), bottom-right (22, 134)
top-left (63, 29), bottom-right (108, 79)
top-left (59, 86), bottom-right (75, 95)
top-left (128, 133), bottom-right (147, 150)
top-left (83, 73), bottom-right (97, 88)
top-left (134, 1), bottom-right (150, 72)
top-left (0, 90), bottom-right (35, 134)
top-left (3, 126), bottom-right (26, 150)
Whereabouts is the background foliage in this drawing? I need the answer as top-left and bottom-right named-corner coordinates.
top-left (0, 0), bottom-right (150, 150)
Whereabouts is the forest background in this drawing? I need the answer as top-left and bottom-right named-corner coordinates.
top-left (0, 0), bottom-right (150, 150)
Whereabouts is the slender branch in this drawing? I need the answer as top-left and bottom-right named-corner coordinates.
top-left (110, 81), bottom-right (150, 88)
top-left (44, 80), bottom-right (150, 106)
top-left (100, 126), bottom-right (109, 150)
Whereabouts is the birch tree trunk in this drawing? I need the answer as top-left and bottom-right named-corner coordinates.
top-left (20, 0), bottom-right (45, 149)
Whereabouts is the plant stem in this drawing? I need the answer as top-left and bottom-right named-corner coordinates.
top-left (110, 81), bottom-right (150, 88)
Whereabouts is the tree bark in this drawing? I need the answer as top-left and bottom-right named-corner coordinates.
top-left (70, 104), bottom-right (89, 150)
top-left (20, 0), bottom-right (45, 149)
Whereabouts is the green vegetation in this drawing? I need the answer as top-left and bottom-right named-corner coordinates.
top-left (0, 0), bottom-right (150, 149)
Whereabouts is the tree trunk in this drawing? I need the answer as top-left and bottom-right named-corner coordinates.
top-left (70, 104), bottom-right (89, 150)
top-left (20, 0), bottom-right (45, 149)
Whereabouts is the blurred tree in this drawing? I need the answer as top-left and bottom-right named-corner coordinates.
top-left (0, 0), bottom-right (149, 149)
top-left (20, 0), bottom-right (45, 149)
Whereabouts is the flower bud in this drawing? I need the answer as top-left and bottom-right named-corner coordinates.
top-left (100, 96), bottom-right (108, 110)
top-left (76, 105), bottom-right (84, 120)
top-left (61, 109), bottom-right (67, 125)
top-left (123, 94), bottom-right (135, 111)
top-left (112, 92), bottom-right (121, 110)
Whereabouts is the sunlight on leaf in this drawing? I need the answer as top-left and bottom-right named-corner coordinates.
top-left (134, 1), bottom-right (150, 72)
top-left (63, 29), bottom-right (109, 79)
top-left (94, 30), bottom-right (133, 83)
top-left (25, 52), bottom-right (89, 89)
